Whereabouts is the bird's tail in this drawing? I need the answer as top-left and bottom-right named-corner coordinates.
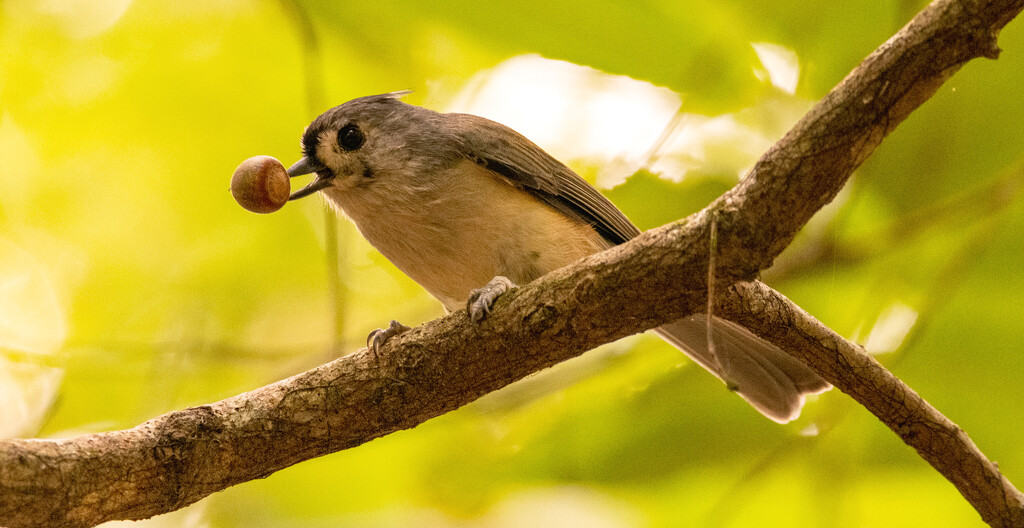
top-left (654, 315), bottom-right (830, 423)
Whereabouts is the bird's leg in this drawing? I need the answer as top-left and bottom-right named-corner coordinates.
top-left (467, 276), bottom-right (517, 322)
top-left (366, 320), bottom-right (411, 356)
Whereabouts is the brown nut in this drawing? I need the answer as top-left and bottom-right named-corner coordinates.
top-left (230, 156), bottom-right (290, 214)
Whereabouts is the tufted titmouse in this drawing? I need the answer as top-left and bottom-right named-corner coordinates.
top-left (286, 92), bottom-right (829, 423)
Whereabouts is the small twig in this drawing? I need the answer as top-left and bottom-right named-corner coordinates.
top-left (706, 212), bottom-right (719, 367)
top-left (277, 0), bottom-right (347, 352)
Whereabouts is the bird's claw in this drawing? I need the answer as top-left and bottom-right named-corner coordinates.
top-left (467, 276), bottom-right (516, 322)
top-left (367, 320), bottom-right (410, 355)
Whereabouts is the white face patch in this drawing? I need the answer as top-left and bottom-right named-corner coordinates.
top-left (318, 128), bottom-right (341, 158)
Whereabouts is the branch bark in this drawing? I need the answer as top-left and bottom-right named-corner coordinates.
top-left (2, 0), bottom-right (1023, 527)
top-left (720, 282), bottom-right (1024, 528)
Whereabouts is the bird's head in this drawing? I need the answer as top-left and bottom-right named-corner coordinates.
top-left (287, 91), bottom-right (456, 201)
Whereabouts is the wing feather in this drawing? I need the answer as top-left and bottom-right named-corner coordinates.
top-left (447, 113), bottom-right (641, 246)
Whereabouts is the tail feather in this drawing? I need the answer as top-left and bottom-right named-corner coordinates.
top-left (654, 315), bottom-right (830, 423)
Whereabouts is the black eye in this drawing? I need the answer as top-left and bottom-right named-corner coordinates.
top-left (337, 124), bottom-right (365, 151)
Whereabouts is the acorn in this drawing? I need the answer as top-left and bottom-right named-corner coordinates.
top-left (230, 156), bottom-right (290, 214)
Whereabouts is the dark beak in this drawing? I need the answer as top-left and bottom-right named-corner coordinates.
top-left (287, 157), bottom-right (333, 200)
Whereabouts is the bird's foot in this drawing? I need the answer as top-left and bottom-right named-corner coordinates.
top-left (467, 276), bottom-right (516, 322)
top-left (367, 320), bottom-right (410, 356)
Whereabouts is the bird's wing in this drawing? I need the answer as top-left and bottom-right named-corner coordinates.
top-left (448, 112), bottom-right (641, 246)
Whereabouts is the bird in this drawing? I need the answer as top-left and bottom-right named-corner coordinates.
top-left (285, 91), bottom-right (829, 423)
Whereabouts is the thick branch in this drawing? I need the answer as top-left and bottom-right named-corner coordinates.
top-left (711, 0), bottom-right (1023, 276)
top-left (2, 0), bottom-right (1022, 527)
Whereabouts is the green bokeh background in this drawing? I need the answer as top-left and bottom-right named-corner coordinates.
top-left (2, 1), bottom-right (1023, 527)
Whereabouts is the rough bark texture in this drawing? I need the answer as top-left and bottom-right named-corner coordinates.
top-left (720, 282), bottom-right (1024, 528)
top-left (2, 0), bottom-right (1023, 527)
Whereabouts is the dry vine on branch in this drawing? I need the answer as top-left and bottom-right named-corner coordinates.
top-left (2, 0), bottom-right (1023, 527)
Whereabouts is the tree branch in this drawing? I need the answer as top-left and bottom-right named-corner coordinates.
top-left (712, 0), bottom-right (1021, 276)
top-left (2, 0), bottom-right (1023, 527)
top-left (719, 281), bottom-right (1024, 528)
